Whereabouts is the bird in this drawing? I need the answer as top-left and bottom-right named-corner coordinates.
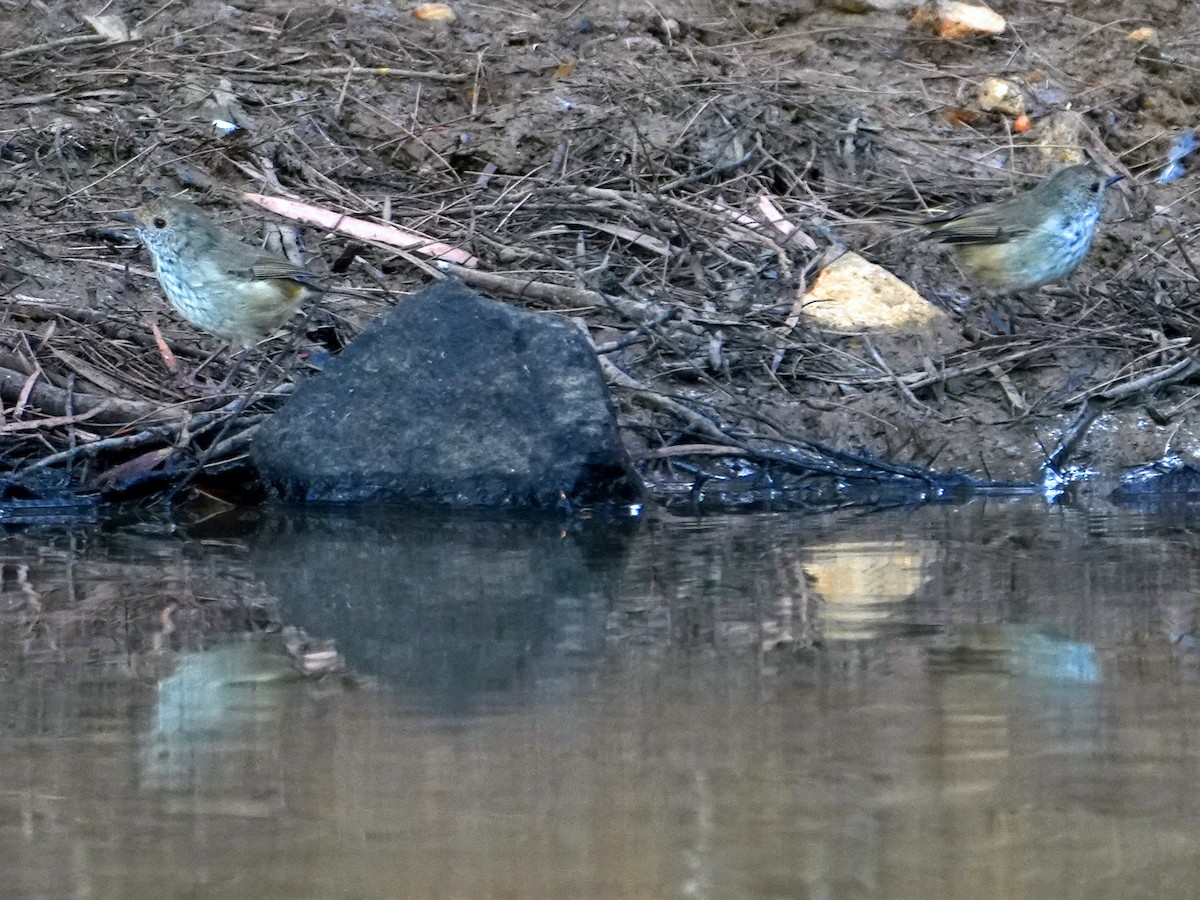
top-left (919, 163), bottom-right (1121, 294)
top-left (129, 195), bottom-right (323, 349)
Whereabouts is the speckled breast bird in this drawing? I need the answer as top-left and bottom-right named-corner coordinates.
top-left (130, 196), bottom-right (323, 348)
top-left (920, 164), bottom-right (1120, 293)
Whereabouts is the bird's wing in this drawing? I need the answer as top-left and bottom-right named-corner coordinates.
top-left (212, 231), bottom-right (323, 286)
top-left (246, 257), bottom-right (319, 284)
top-left (920, 199), bottom-right (1037, 245)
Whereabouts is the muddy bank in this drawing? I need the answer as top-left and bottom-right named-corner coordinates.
top-left (2, 1), bottom-right (1199, 509)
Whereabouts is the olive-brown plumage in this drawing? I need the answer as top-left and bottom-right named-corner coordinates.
top-left (920, 164), bottom-right (1117, 293)
top-left (131, 197), bottom-right (322, 348)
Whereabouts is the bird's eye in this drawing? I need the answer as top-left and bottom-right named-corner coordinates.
top-left (1090, 181), bottom-right (1101, 192)
top-left (153, 217), bottom-right (167, 228)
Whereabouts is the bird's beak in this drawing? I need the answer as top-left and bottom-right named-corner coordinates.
top-left (1106, 174), bottom-right (1125, 186)
top-left (113, 210), bottom-right (136, 224)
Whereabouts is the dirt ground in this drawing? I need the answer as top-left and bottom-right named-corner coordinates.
top-left (3, 0), bottom-right (1200, 503)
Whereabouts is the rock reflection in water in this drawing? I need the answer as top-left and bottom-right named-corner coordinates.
top-left (250, 510), bottom-right (639, 711)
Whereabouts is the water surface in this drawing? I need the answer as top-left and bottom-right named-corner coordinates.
top-left (1, 501), bottom-right (1198, 898)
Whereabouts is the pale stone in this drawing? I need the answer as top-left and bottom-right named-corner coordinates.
top-left (912, 0), bottom-right (1007, 39)
top-left (413, 3), bottom-right (455, 21)
top-left (977, 77), bottom-right (1026, 116)
top-left (801, 251), bottom-right (942, 331)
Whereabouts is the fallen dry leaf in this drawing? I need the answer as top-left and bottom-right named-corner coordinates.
top-left (83, 13), bottom-right (136, 41)
top-left (92, 448), bottom-right (174, 487)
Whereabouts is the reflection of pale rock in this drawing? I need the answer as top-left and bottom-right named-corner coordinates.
top-left (802, 252), bottom-right (942, 330)
top-left (805, 540), bottom-right (935, 639)
top-left (807, 541), bottom-right (929, 601)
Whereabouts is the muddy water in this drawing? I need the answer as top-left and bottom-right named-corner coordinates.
top-left (1, 501), bottom-right (1199, 898)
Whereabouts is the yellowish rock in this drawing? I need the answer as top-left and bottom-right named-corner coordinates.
top-left (413, 3), bottom-right (455, 21)
top-left (977, 77), bottom-right (1026, 116)
top-left (913, 0), bottom-right (1007, 39)
top-left (801, 251), bottom-right (942, 331)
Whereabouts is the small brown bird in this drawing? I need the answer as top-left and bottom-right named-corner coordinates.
top-left (920, 163), bottom-right (1121, 294)
top-left (130, 196), bottom-right (323, 349)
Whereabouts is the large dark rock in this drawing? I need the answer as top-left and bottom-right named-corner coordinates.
top-left (252, 279), bottom-right (641, 507)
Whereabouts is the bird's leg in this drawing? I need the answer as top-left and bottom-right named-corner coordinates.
top-left (197, 343), bottom-right (233, 376)
top-left (208, 345), bottom-right (255, 394)
top-left (169, 344), bottom-right (251, 396)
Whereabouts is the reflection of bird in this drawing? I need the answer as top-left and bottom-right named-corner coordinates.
top-left (920, 164), bottom-right (1120, 293)
top-left (131, 197), bottom-right (322, 348)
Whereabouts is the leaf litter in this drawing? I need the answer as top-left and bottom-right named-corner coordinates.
top-left (1, 0), bottom-right (1198, 511)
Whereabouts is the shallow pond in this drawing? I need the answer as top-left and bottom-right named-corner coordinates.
top-left (1, 500), bottom-right (1199, 898)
